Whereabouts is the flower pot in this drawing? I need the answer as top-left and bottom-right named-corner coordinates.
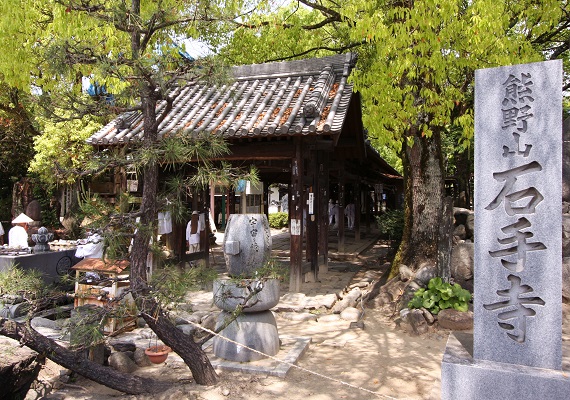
top-left (145, 345), bottom-right (171, 364)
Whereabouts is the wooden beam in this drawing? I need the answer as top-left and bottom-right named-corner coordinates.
top-left (318, 150), bottom-right (330, 272)
top-left (289, 137), bottom-right (304, 292)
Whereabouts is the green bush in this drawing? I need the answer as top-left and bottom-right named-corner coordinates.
top-left (268, 212), bottom-right (288, 229)
top-left (408, 277), bottom-right (471, 315)
top-left (375, 209), bottom-right (404, 241)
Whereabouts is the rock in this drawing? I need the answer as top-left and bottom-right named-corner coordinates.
top-left (30, 317), bottom-right (60, 331)
top-left (437, 309), bottom-right (474, 331)
top-left (280, 312), bottom-right (318, 322)
top-left (305, 294), bottom-right (337, 309)
top-left (331, 287), bottom-right (362, 313)
top-left (453, 207), bottom-right (470, 226)
top-left (414, 263), bottom-right (437, 286)
top-left (200, 312), bottom-right (218, 333)
top-left (399, 264), bottom-right (414, 281)
top-left (0, 339), bottom-right (41, 400)
top-left (108, 352), bottom-right (138, 373)
top-left (465, 214), bottom-right (475, 239)
top-left (340, 307), bottom-right (361, 322)
top-left (451, 242), bottom-right (474, 285)
top-left (563, 258), bottom-right (570, 302)
top-left (8, 302), bottom-right (31, 319)
top-left (453, 224), bottom-right (467, 240)
top-left (133, 347), bottom-right (152, 367)
top-left (562, 214), bottom-right (570, 239)
top-left (400, 308), bottom-right (428, 335)
top-left (177, 324), bottom-right (197, 336)
top-left (109, 340), bottom-right (136, 353)
top-left (421, 307), bottom-right (435, 325)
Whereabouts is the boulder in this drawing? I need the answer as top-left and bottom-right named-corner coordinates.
top-left (331, 287), bottom-right (362, 313)
top-left (414, 263), bottom-right (437, 286)
top-left (563, 258), bottom-right (570, 303)
top-left (453, 224), bottom-right (467, 240)
top-left (451, 242), bottom-right (474, 287)
top-left (109, 340), bottom-right (136, 353)
top-left (134, 348), bottom-right (152, 367)
top-left (340, 307), bottom-right (362, 322)
top-left (398, 264), bottom-right (414, 281)
top-left (108, 352), bottom-right (138, 373)
top-left (400, 308), bottom-right (428, 336)
top-left (0, 338), bottom-right (41, 400)
top-left (437, 309), bottom-right (474, 331)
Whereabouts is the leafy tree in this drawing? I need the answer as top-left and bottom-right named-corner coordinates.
top-left (213, 0), bottom-right (568, 277)
top-left (0, 0), bottom-right (264, 391)
top-left (0, 82), bottom-right (39, 221)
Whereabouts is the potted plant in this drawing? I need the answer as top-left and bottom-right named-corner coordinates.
top-left (145, 334), bottom-right (171, 364)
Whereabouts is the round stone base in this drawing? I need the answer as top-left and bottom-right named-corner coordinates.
top-left (213, 310), bottom-right (279, 362)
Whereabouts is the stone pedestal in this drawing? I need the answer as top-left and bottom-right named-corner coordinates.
top-left (213, 310), bottom-right (279, 362)
top-left (442, 332), bottom-right (570, 400)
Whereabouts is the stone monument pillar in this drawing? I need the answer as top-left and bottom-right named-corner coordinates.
top-left (441, 60), bottom-right (569, 399)
top-left (212, 214), bottom-right (280, 362)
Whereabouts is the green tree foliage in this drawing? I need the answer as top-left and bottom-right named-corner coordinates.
top-left (29, 117), bottom-right (100, 186)
top-left (0, 82), bottom-right (39, 221)
top-left (0, 0), bottom-right (268, 390)
top-left (215, 0), bottom-right (568, 275)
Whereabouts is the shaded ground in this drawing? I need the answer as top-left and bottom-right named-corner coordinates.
top-left (30, 237), bottom-right (570, 400)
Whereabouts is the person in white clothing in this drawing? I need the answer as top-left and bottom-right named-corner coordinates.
top-left (0, 222), bottom-right (4, 245)
top-left (186, 211), bottom-right (203, 253)
top-left (346, 203), bottom-right (355, 230)
top-left (8, 213), bottom-right (33, 248)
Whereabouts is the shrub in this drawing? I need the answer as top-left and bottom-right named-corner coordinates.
top-left (408, 277), bottom-right (471, 315)
top-left (268, 212), bottom-right (288, 229)
top-left (375, 209), bottom-right (404, 242)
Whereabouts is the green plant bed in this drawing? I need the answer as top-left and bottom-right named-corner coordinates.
top-left (408, 277), bottom-right (471, 315)
top-left (268, 212), bottom-right (288, 229)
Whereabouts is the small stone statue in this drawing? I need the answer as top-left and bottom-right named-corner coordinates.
top-left (32, 227), bottom-right (53, 253)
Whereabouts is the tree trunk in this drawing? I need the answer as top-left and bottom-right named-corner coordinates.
top-left (128, 93), bottom-right (218, 386)
top-left (0, 319), bottom-right (170, 395)
top-left (391, 127), bottom-right (445, 276)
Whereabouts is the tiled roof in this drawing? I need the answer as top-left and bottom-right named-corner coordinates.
top-left (87, 53), bottom-right (357, 145)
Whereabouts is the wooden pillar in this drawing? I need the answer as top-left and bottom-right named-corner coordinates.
top-left (318, 150), bottom-right (330, 271)
top-left (209, 184), bottom-right (216, 231)
top-left (226, 187), bottom-right (235, 219)
top-left (365, 186), bottom-right (371, 234)
top-left (289, 137), bottom-right (304, 292)
top-left (263, 182), bottom-right (270, 217)
top-left (306, 147), bottom-right (319, 281)
top-left (354, 180), bottom-right (361, 241)
top-left (337, 161), bottom-right (346, 253)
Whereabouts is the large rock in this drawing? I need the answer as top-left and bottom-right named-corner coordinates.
top-left (0, 338), bottom-right (41, 400)
top-left (437, 309), bottom-right (473, 331)
top-left (108, 351), bottom-right (138, 373)
top-left (400, 308), bottom-right (428, 336)
top-left (563, 258), bottom-right (570, 303)
top-left (414, 263), bottom-right (437, 286)
top-left (331, 287), bottom-right (362, 313)
top-left (451, 242), bottom-right (474, 292)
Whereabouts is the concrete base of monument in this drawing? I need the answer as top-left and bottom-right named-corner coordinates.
top-left (203, 335), bottom-right (311, 377)
top-left (441, 332), bottom-right (570, 400)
